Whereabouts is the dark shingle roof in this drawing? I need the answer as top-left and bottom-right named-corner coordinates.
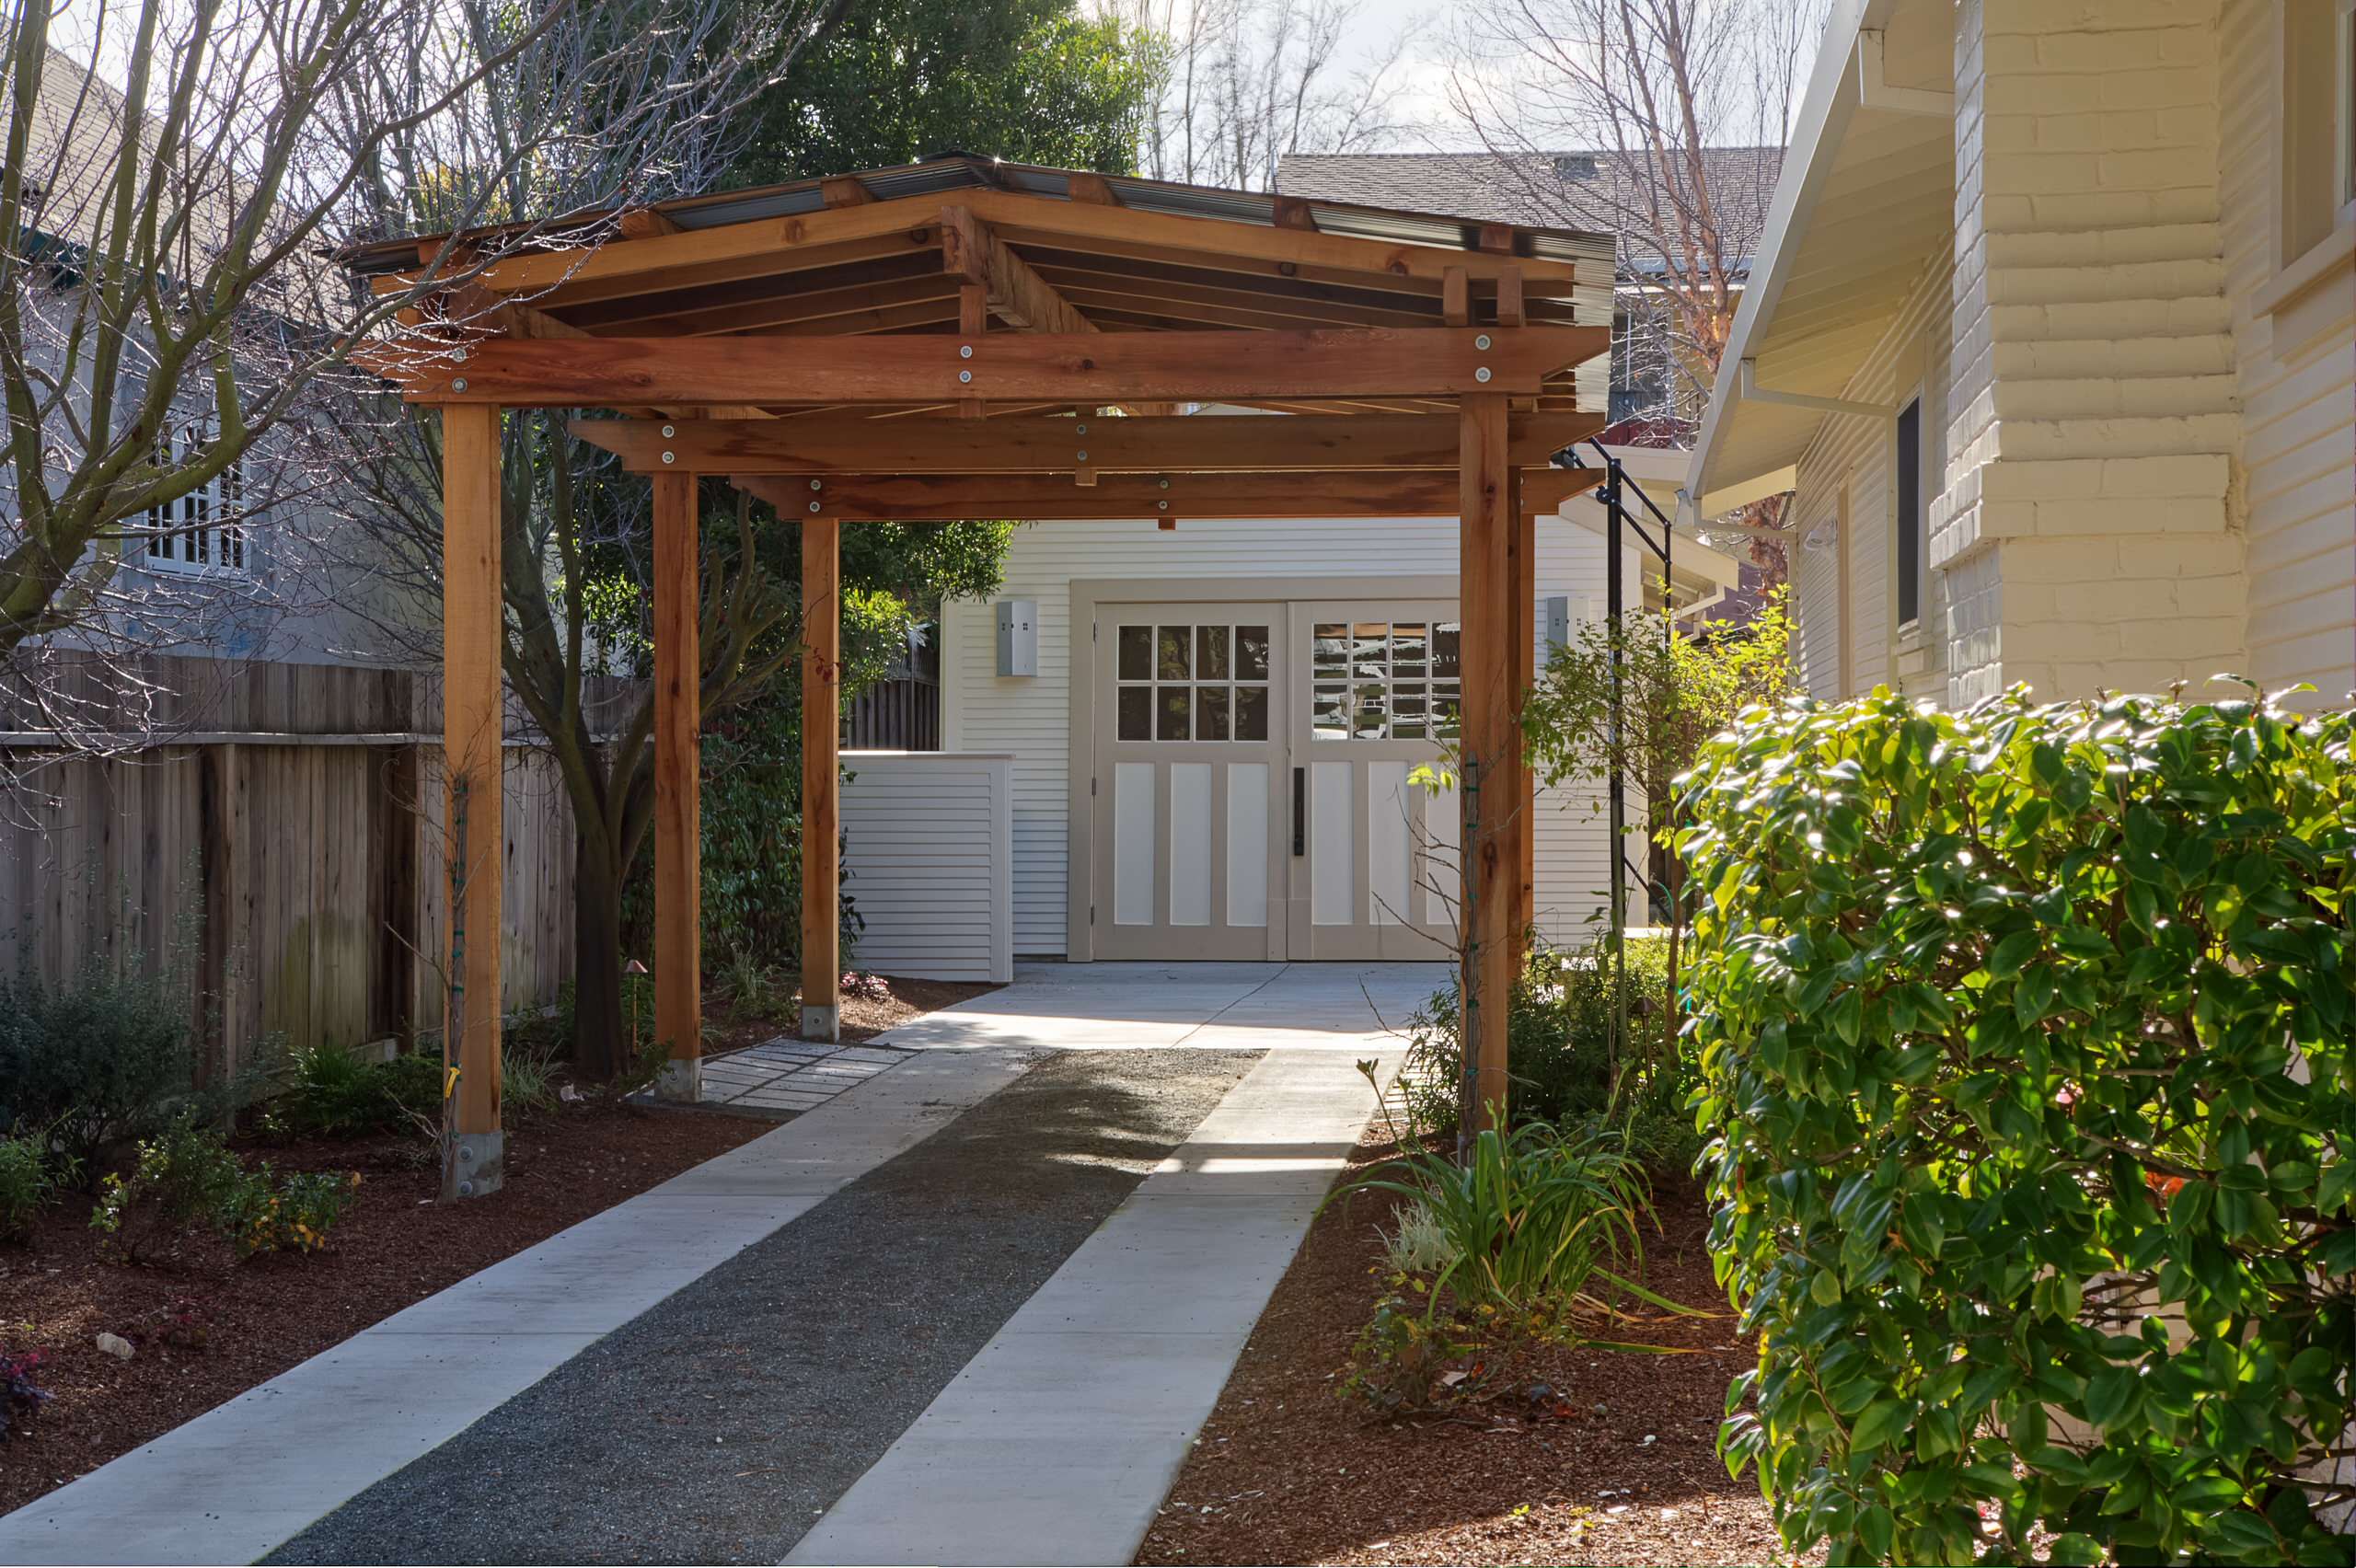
top-left (1276, 148), bottom-right (1783, 279)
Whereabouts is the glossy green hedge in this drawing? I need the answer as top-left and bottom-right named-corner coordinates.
top-left (1680, 686), bottom-right (2355, 1566)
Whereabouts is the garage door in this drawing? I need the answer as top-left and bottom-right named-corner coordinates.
top-left (1089, 598), bottom-right (1459, 961)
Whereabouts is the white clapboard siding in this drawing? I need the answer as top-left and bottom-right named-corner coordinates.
top-left (841, 751), bottom-right (1012, 983)
top-left (941, 513), bottom-right (1622, 957)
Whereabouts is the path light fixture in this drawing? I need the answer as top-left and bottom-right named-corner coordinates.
top-left (624, 958), bottom-right (650, 1064)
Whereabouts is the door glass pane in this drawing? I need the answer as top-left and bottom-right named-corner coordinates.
top-left (1311, 682), bottom-right (1348, 739)
top-left (1392, 623), bottom-right (1428, 679)
top-left (1434, 622), bottom-right (1461, 679)
top-left (1236, 686), bottom-right (1269, 741)
top-left (1393, 686), bottom-right (1427, 739)
top-left (1311, 624), bottom-right (1348, 676)
top-left (1237, 625), bottom-right (1270, 681)
top-left (1352, 622), bottom-right (1389, 678)
top-left (1158, 686), bottom-right (1191, 740)
top-left (1433, 682), bottom-right (1461, 740)
top-left (1157, 626), bottom-right (1191, 680)
top-left (1196, 686), bottom-right (1230, 741)
top-left (1118, 625), bottom-right (1152, 682)
top-left (1195, 625), bottom-right (1231, 680)
top-left (1353, 682), bottom-right (1388, 740)
top-left (1118, 686), bottom-right (1151, 741)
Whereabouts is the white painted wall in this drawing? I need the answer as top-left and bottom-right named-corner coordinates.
top-left (840, 751), bottom-right (1013, 983)
top-left (941, 514), bottom-right (1622, 957)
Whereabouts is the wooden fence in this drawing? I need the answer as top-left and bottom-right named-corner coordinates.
top-left (0, 654), bottom-right (636, 1081)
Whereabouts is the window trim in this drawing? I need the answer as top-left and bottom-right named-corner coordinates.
top-left (141, 426), bottom-right (250, 578)
top-left (1894, 397), bottom-right (1925, 634)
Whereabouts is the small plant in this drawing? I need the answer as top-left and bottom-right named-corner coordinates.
top-left (501, 1047), bottom-right (560, 1118)
top-left (0, 1133), bottom-right (69, 1242)
top-left (0, 951), bottom-right (200, 1173)
top-left (841, 971), bottom-right (890, 1001)
top-left (1378, 1197), bottom-right (1456, 1277)
top-left (93, 1119), bottom-right (359, 1261)
top-left (0, 1349), bottom-right (50, 1438)
top-left (717, 947), bottom-right (791, 1020)
top-left (1339, 1284), bottom-right (1484, 1415)
top-left (278, 1044), bottom-right (442, 1141)
top-left (1337, 1120), bottom-right (1677, 1329)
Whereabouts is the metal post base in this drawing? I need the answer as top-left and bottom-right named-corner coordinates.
top-left (450, 1131), bottom-right (505, 1199)
top-left (800, 1003), bottom-right (840, 1043)
top-left (654, 1057), bottom-right (702, 1102)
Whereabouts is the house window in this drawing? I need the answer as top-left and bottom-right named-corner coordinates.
top-left (1115, 622), bottom-right (1271, 742)
top-left (1310, 620), bottom-right (1461, 741)
top-left (142, 427), bottom-right (248, 575)
top-left (1896, 398), bottom-right (1923, 629)
top-left (2281, 0), bottom-right (2356, 261)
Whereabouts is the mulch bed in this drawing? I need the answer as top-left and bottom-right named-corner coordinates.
top-left (697, 975), bottom-right (1002, 1055)
top-left (1137, 1131), bottom-right (1801, 1568)
top-left (0, 1100), bottom-right (769, 1516)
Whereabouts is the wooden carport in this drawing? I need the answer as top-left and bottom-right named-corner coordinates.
top-left (348, 157), bottom-right (1611, 1193)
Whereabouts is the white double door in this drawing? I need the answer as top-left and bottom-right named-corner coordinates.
top-left (1091, 599), bottom-right (1461, 961)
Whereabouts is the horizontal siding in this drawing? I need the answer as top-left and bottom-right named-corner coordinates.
top-left (942, 514), bottom-right (1616, 955)
top-left (1790, 252), bottom-right (1954, 698)
top-left (2219, 0), bottom-right (2355, 706)
top-left (839, 753), bottom-right (1011, 982)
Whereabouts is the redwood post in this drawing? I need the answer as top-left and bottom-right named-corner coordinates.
top-left (653, 470), bottom-right (702, 1099)
top-left (1459, 392), bottom-right (1515, 1133)
top-left (801, 515), bottom-right (842, 1042)
top-left (441, 402), bottom-right (504, 1197)
top-left (1510, 477), bottom-right (1535, 959)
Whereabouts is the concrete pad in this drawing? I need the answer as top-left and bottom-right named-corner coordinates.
top-left (0, 1047), bottom-right (1040, 1568)
top-left (785, 1043), bottom-right (1399, 1568)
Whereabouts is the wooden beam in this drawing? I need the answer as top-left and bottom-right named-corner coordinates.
top-left (576, 410), bottom-right (1607, 475)
top-left (474, 201), bottom-right (941, 297)
top-left (1270, 195), bottom-right (1318, 231)
top-left (1460, 391), bottom-right (1514, 1134)
top-left (800, 516), bottom-right (842, 1043)
top-left (819, 176), bottom-right (874, 208)
top-left (440, 403), bottom-right (504, 1197)
top-left (1064, 171), bottom-right (1121, 205)
top-left (960, 190), bottom-right (1577, 294)
top-left (618, 207), bottom-right (681, 239)
top-left (653, 470), bottom-right (702, 1100)
top-left (943, 206), bottom-right (1094, 334)
top-left (1442, 266), bottom-right (1470, 328)
top-left (734, 468), bottom-right (1604, 522)
top-left (377, 325), bottom-right (1610, 406)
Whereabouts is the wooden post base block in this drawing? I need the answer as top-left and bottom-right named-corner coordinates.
top-left (654, 1058), bottom-right (702, 1103)
top-left (450, 1131), bottom-right (505, 1199)
top-left (800, 1002), bottom-right (841, 1044)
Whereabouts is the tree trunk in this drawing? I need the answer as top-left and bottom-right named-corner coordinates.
top-left (572, 830), bottom-right (629, 1081)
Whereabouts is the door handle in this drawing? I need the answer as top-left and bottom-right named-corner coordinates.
top-left (1292, 767), bottom-right (1305, 856)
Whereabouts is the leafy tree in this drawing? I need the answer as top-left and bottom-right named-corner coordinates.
top-left (1522, 587), bottom-right (1793, 1008)
top-left (730, 0), bottom-right (1154, 180)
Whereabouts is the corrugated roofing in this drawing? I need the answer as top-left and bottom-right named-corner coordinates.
top-left (339, 153), bottom-right (1615, 277)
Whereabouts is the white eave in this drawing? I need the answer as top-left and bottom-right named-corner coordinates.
top-left (1686, 0), bottom-right (1955, 516)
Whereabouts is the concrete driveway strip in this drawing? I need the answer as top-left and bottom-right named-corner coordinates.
top-left (783, 1043), bottom-right (1403, 1568)
top-left (0, 1046), bottom-right (1037, 1568)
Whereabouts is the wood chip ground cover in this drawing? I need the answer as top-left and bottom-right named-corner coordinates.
top-left (1138, 1131), bottom-right (1805, 1568)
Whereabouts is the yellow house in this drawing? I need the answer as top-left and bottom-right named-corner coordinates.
top-left (1687, 0), bottom-right (2355, 710)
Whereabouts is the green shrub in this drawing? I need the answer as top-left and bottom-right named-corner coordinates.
top-left (93, 1119), bottom-right (360, 1260)
top-left (278, 1044), bottom-right (441, 1139)
top-left (1340, 1120), bottom-right (1664, 1323)
top-left (0, 956), bottom-right (197, 1170)
top-left (1400, 938), bottom-right (1693, 1168)
top-left (0, 1135), bottom-right (68, 1242)
top-left (1682, 685), bottom-right (2356, 1567)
